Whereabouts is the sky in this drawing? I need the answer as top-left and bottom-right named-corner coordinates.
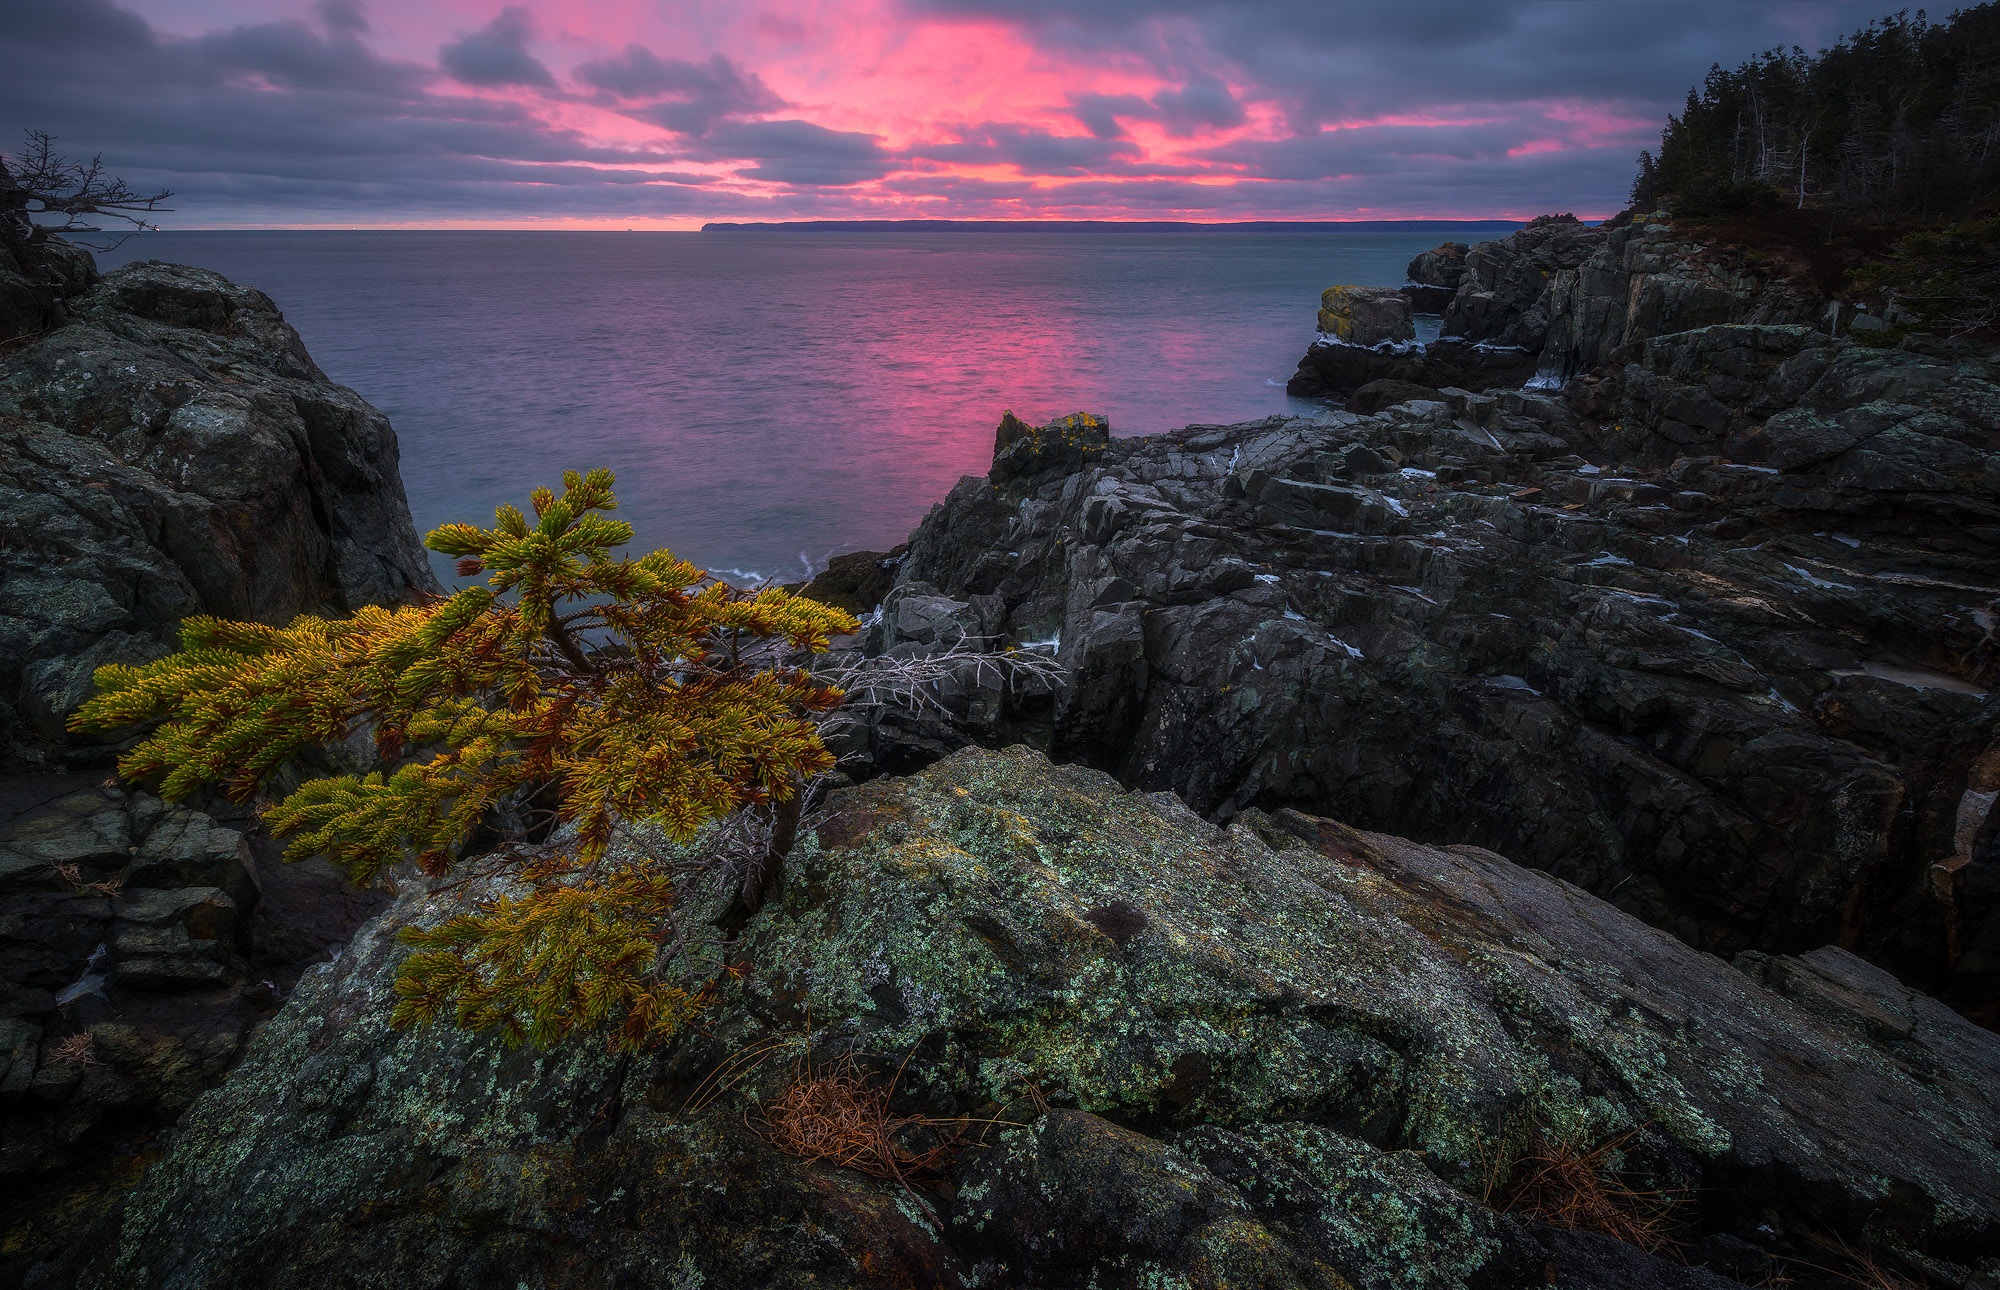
top-left (2, 0), bottom-right (1903, 228)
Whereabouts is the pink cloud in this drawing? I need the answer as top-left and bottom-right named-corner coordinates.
top-left (38, 0), bottom-right (1889, 225)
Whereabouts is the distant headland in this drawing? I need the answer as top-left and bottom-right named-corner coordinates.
top-left (699, 218), bottom-right (1530, 232)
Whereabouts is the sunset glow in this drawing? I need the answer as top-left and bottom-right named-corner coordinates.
top-left (6, 0), bottom-right (1902, 226)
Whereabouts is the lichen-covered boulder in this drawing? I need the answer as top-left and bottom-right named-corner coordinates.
top-left (1315, 285), bottom-right (1414, 348)
top-left (51, 747), bottom-right (2000, 1289)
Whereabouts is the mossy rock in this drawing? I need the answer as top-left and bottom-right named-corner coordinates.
top-left (54, 747), bottom-right (2000, 1289)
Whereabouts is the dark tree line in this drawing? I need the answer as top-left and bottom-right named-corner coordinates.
top-left (1632, 4), bottom-right (2000, 221)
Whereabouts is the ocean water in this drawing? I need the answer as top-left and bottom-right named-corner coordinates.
top-left (97, 228), bottom-right (1507, 582)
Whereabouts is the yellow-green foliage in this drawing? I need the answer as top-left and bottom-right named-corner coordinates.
top-left (1317, 285), bottom-right (1358, 339)
top-left (73, 469), bottom-right (859, 1051)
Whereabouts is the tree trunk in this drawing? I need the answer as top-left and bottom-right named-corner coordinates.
top-left (717, 784), bottom-right (805, 938)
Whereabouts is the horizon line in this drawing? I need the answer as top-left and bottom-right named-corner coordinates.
top-left (100, 215), bottom-right (1585, 234)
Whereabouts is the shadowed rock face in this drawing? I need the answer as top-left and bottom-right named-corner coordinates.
top-left (41, 747), bottom-right (2000, 1289)
top-left (865, 315), bottom-right (2000, 1021)
top-left (0, 250), bottom-right (429, 1272)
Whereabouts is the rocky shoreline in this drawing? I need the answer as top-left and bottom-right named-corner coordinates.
top-left (3, 217), bottom-right (1998, 1287)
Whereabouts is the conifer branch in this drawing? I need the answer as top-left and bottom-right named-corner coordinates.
top-left (72, 469), bottom-right (859, 1053)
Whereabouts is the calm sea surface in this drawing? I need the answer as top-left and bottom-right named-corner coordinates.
top-left (99, 228), bottom-right (1508, 582)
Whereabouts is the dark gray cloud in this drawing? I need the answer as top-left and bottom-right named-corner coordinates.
top-left (1069, 94), bottom-right (1146, 140)
top-left (1065, 79), bottom-right (1244, 141)
top-left (1151, 76), bottom-right (1244, 136)
top-left (915, 125), bottom-right (1140, 176)
top-left (314, 0), bottom-right (370, 37)
top-left (439, 7), bottom-right (553, 88)
top-left (577, 46), bottom-right (789, 133)
top-left (911, 0), bottom-right (1898, 210)
top-left (696, 120), bottom-right (894, 185)
top-left (0, 0), bottom-right (714, 225)
top-left (196, 15), bottom-right (425, 94)
top-left (4, 0), bottom-right (151, 50)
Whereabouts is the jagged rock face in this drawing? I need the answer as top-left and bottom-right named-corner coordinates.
top-left (1299, 218), bottom-right (1824, 401)
top-left (1407, 242), bottom-right (1468, 290)
top-left (1440, 214), bottom-right (1606, 351)
top-left (0, 252), bottom-right (429, 1276)
top-left (1537, 219), bottom-right (1822, 384)
top-left (0, 235), bottom-right (98, 345)
top-left (0, 784), bottom-right (291, 1196)
top-left (1288, 337), bottom-right (1541, 400)
top-left (877, 355), bottom-right (2000, 1020)
top-left (46, 747), bottom-right (2000, 1289)
top-left (0, 256), bottom-right (438, 758)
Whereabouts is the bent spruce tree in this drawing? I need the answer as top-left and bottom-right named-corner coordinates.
top-left (72, 470), bottom-right (859, 1051)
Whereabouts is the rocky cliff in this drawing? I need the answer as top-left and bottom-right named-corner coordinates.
top-left (857, 220), bottom-right (1999, 1027)
top-left (0, 246), bottom-right (434, 1269)
top-left (1290, 214), bottom-right (1824, 400)
top-left (22, 746), bottom-right (1999, 1289)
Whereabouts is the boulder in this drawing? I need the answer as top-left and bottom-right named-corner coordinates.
top-left (1402, 241), bottom-right (1468, 312)
top-left (1345, 378), bottom-right (1443, 416)
top-left (795, 544), bottom-right (907, 615)
top-left (53, 747), bottom-right (2000, 1289)
top-left (990, 410), bottom-right (1110, 486)
top-left (0, 259), bottom-right (438, 762)
top-left (1315, 285), bottom-right (1415, 347)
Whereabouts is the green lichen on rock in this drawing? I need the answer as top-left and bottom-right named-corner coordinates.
top-left (53, 745), bottom-right (2000, 1289)
top-left (750, 749), bottom-right (1529, 1170)
top-left (1316, 286), bottom-right (1416, 346)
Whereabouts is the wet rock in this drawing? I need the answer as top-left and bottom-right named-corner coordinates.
top-left (58, 747), bottom-right (2000, 1289)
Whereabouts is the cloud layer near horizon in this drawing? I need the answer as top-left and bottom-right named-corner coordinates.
top-left (1, 0), bottom-right (1896, 226)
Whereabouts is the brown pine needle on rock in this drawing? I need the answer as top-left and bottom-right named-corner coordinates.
top-left (761, 1057), bottom-right (963, 1184)
top-left (1491, 1125), bottom-right (1687, 1256)
top-left (49, 1032), bottom-right (98, 1069)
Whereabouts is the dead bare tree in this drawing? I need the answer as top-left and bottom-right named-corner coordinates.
top-left (1, 131), bottom-right (173, 257)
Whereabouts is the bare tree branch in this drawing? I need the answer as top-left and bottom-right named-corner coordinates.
top-left (2, 131), bottom-right (174, 254)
